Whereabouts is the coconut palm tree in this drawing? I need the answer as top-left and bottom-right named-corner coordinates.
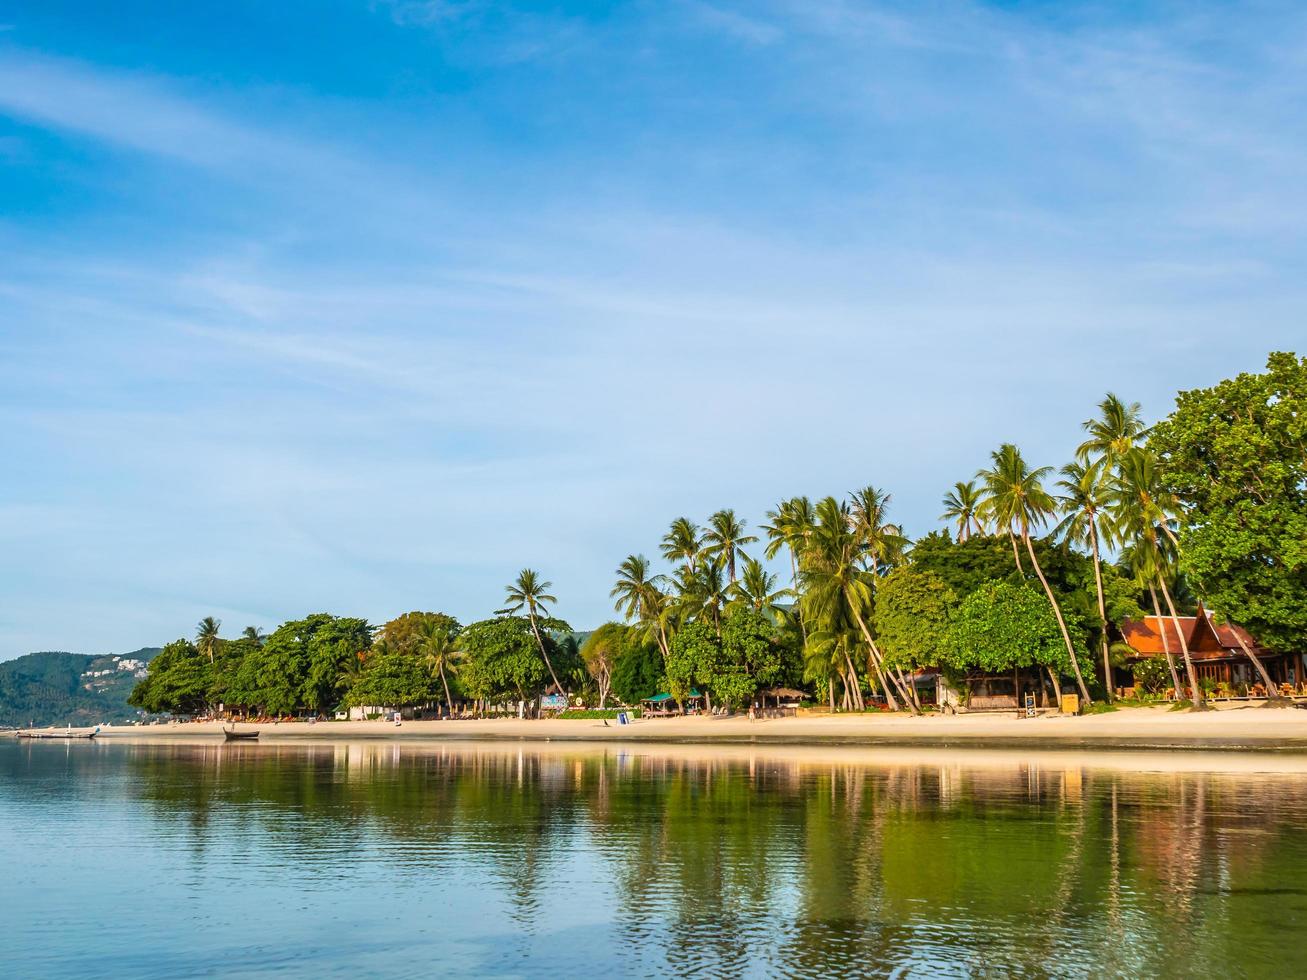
top-left (849, 485), bottom-right (907, 576)
top-left (240, 626), bottom-right (266, 646)
top-left (729, 557), bottom-right (790, 618)
top-left (977, 444), bottom-right (1091, 706)
top-left (940, 480), bottom-right (984, 541)
top-left (196, 616), bottom-right (221, 665)
top-left (499, 568), bottom-right (563, 695)
top-left (417, 619), bottom-right (460, 715)
top-left (1077, 393), bottom-right (1147, 466)
top-left (678, 559), bottom-right (728, 634)
top-left (762, 496), bottom-right (815, 638)
top-left (1111, 448), bottom-right (1205, 708)
top-left (660, 518), bottom-right (703, 576)
top-left (701, 509), bottom-right (757, 584)
top-left (610, 554), bottom-right (672, 664)
top-left (1120, 542), bottom-right (1184, 697)
top-left (848, 486), bottom-right (918, 707)
top-left (1055, 460), bottom-right (1117, 701)
top-left (800, 497), bottom-right (918, 713)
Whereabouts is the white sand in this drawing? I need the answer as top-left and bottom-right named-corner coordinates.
top-left (27, 702), bottom-right (1307, 751)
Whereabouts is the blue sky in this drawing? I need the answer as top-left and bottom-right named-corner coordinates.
top-left (1, 1), bottom-right (1304, 658)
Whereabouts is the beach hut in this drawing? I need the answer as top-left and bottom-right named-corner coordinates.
top-left (640, 691), bottom-right (704, 717)
top-left (757, 687), bottom-right (806, 716)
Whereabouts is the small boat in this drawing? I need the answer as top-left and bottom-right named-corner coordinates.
top-left (18, 728), bottom-right (98, 740)
top-left (223, 727), bottom-right (259, 742)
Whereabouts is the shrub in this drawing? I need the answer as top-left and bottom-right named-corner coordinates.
top-left (558, 708), bottom-right (642, 719)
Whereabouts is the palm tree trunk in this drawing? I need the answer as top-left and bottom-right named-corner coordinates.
top-left (789, 549), bottom-right (807, 644)
top-left (1149, 586), bottom-right (1183, 697)
top-left (439, 664), bottom-right (453, 715)
top-left (1023, 532), bottom-right (1091, 706)
top-left (895, 665), bottom-right (922, 711)
top-left (842, 650), bottom-right (865, 710)
top-left (1157, 575), bottom-right (1205, 709)
top-left (528, 612), bottom-right (564, 694)
top-left (1046, 665), bottom-right (1061, 709)
top-left (1223, 616), bottom-right (1280, 699)
top-left (850, 607), bottom-right (917, 714)
top-left (865, 650), bottom-right (894, 711)
top-left (1008, 531), bottom-right (1025, 575)
top-left (1088, 522), bottom-right (1114, 702)
top-left (828, 676), bottom-right (835, 712)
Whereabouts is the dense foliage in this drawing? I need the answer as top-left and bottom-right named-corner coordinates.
top-left (1150, 352), bottom-right (1307, 653)
top-left (0, 649), bottom-right (159, 727)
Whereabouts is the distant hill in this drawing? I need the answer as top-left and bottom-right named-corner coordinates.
top-left (0, 648), bottom-right (161, 728)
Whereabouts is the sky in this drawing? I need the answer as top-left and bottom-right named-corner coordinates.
top-left (1, 1), bottom-right (1304, 658)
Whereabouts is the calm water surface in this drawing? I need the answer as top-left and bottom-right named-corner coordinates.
top-left (3, 739), bottom-right (1306, 978)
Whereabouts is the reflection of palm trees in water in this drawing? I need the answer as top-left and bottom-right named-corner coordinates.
top-left (103, 742), bottom-right (1307, 973)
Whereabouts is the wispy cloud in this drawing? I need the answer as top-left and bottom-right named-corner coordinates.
top-left (1, 3), bottom-right (1304, 656)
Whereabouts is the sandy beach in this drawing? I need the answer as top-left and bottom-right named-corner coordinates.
top-left (19, 702), bottom-right (1307, 751)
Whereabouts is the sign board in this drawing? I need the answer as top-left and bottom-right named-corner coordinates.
top-left (540, 693), bottom-right (568, 711)
top-left (1024, 694), bottom-right (1036, 718)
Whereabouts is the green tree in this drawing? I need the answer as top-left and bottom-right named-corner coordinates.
top-left (799, 497), bottom-right (916, 712)
top-left (978, 443), bottom-right (1090, 706)
top-left (1149, 352), bottom-right (1307, 655)
top-left (196, 616), bottom-right (221, 665)
top-left (660, 517), bottom-right (703, 576)
top-left (610, 554), bottom-right (673, 665)
top-left (762, 496), bottom-right (815, 641)
top-left (729, 557), bottom-right (790, 618)
top-left (849, 485), bottom-right (907, 576)
top-left (459, 616), bottom-right (550, 707)
top-left (500, 569), bottom-right (564, 694)
top-left (1111, 448), bottom-right (1206, 707)
top-left (946, 582), bottom-right (1078, 699)
top-left (377, 611), bottom-right (461, 657)
top-left (129, 639), bottom-right (211, 715)
top-left (1055, 460), bottom-right (1117, 699)
top-left (872, 568), bottom-right (956, 672)
top-left (940, 480), bottom-right (984, 541)
top-left (580, 623), bottom-right (628, 708)
top-left (416, 617), bottom-right (462, 714)
top-left (610, 635), bottom-right (664, 705)
top-left (702, 508), bottom-right (757, 584)
top-left (1077, 392), bottom-right (1147, 466)
top-left (346, 648), bottom-right (436, 710)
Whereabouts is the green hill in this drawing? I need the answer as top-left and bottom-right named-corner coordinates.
top-left (0, 648), bottom-right (161, 728)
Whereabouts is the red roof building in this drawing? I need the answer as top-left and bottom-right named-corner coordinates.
top-left (1119, 606), bottom-right (1301, 691)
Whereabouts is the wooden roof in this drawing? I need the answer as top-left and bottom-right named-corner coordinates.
top-left (1120, 607), bottom-right (1262, 660)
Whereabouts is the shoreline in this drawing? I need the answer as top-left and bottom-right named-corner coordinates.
top-left (14, 703), bottom-right (1307, 753)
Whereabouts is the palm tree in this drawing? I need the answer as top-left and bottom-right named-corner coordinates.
top-left (1121, 543), bottom-right (1184, 697)
top-left (610, 554), bottom-right (672, 664)
top-left (849, 485), bottom-right (907, 576)
top-left (1077, 393), bottom-right (1147, 466)
top-left (499, 568), bottom-right (563, 695)
top-left (677, 559), bottom-right (728, 634)
top-left (1055, 460), bottom-right (1116, 701)
top-left (763, 496), bottom-right (815, 639)
top-left (240, 626), bottom-right (265, 646)
top-left (701, 509), bottom-right (757, 584)
top-left (417, 620), bottom-right (460, 715)
top-left (196, 616), bottom-right (221, 665)
top-left (729, 557), bottom-right (790, 618)
top-left (800, 497), bottom-right (918, 713)
top-left (660, 518), bottom-right (702, 576)
top-left (1111, 448), bottom-right (1205, 708)
top-left (848, 486), bottom-right (918, 708)
top-left (978, 444), bottom-right (1091, 706)
top-left (940, 480), bottom-right (984, 541)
